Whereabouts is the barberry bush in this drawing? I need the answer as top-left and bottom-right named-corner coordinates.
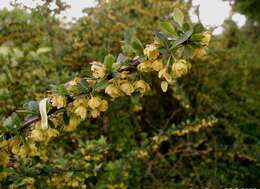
top-left (0, 0), bottom-right (260, 188)
top-left (0, 7), bottom-right (216, 188)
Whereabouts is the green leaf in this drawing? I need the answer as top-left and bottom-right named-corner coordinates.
top-left (63, 111), bottom-right (69, 125)
top-left (193, 23), bottom-right (205, 33)
top-left (77, 79), bottom-right (89, 94)
top-left (155, 32), bottom-right (169, 48)
top-left (58, 84), bottom-right (69, 96)
top-left (190, 34), bottom-right (204, 42)
top-left (131, 38), bottom-right (144, 55)
top-left (171, 30), bottom-right (193, 49)
top-left (3, 113), bottom-right (21, 132)
top-left (92, 80), bottom-right (109, 92)
top-left (160, 21), bottom-right (176, 36)
top-left (173, 8), bottom-right (184, 27)
top-left (104, 54), bottom-right (115, 72)
top-left (122, 44), bottom-right (135, 55)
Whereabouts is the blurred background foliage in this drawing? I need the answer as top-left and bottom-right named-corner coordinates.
top-left (0, 6), bottom-right (74, 120)
top-left (0, 0), bottom-right (259, 188)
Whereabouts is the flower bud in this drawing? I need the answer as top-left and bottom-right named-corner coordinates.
top-left (161, 81), bottom-right (168, 92)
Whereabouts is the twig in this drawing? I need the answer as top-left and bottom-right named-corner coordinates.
top-left (17, 58), bottom-right (141, 132)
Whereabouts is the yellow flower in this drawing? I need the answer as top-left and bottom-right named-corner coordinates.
top-left (151, 60), bottom-right (164, 71)
top-left (105, 84), bottom-right (122, 98)
top-left (30, 129), bottom-right (45, 142)
top-left (28, 143), bottom-right (38, 157)
top-left (132, 104), bottom-right (143, 112)
top-left (66, 77), bottom-right (81, 93)
top-left (22, 177), bottom-right (35, 185)
top-left (91, 109), bottom-right (100, 118)
top-left (200, 32), bottom-right (211, 46)
top-left (143, 44), bottom-right (160, 60)
top-left (17, 145), bottom-right (29, 157)
top-left (88, 96), bottom-right (102, 109)
top-left (46, 128), bottom-right (59, 139)
top-left (91, 61), bottom-right (106, 78)
top-left (161, 81), bottom-right (168, 92)
top-left (134, 80), bottom-right (151, 94)
top-left (0, 152), bottom-right (9, 166)
top-left (137, 61), bottom-right (152, 72)
top-left (158, 67), bottom-right (172, 82)
top-left (50, 95), bottom-right (66, 109)
top-left (74, 106), bottom-right (87, 119)
top-left (120, 81), bottom-right (134, 95)
top-left (73, 98), bottom-right (88, 107)
top-left (193, 48), bottom-right (207, 58)
top-left (99, 100), bottom-right (108, 112)
top-left (136, 149), bottom-right (149, 159)
top-left (171, 59), bottom-right (190, 78)
top-left (65, 116), bottom-right (81, 132)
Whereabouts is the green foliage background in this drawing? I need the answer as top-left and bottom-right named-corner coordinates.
top-left (0, 0), bottom-right (259, 188)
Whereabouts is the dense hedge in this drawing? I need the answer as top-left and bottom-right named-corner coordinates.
top-left (0, 7), bottom-right (76, 120)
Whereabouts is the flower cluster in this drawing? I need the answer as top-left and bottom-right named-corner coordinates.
top-left (72, 96), bottom-right (108, 120)
top-left (138, 44), bottom-right (191, 92)
top-left (50, 95), bottom-right (67, 109)
top-left (105, 76), bottom-right (151, 98)
top-left (30, 124), bottom-right (59, 142)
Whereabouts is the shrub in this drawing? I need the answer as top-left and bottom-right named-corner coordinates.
top-left (0, 8), bottom-right (214, 188)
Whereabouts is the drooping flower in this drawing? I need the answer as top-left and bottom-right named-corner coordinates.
top-left (120, 81), bottom-right (134, 96)
top-left (171, 59), bottom-right (190, 78)
top-left (99, 100), bottom-right (108, 112)
top-left (90, 109), bottom-right (100, 118)
top-left (151, 60), bottom-right (164, 71)
top-left (134, 80), bottom-right (151, 95)
top-left (137, 61), bottom-right (152, 72)
top-left (65, 116), bottom-right (81, 132)
top-left (91, 61), bottom-right (106, 78)
top-left (158, 67), bottom-right (172, 83)
top-left (30, 129), bottom-right (45, 142)
top-left (50, 95), bottom-right (66, 109)
top-left (88, 96), bottom-right (102, 109)
top-left (143, 44), bottom-right (160, 60)
top-left (74, 106), bottom-right (87, 119)
top-left (105, 84), bottom-right (122, 98)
